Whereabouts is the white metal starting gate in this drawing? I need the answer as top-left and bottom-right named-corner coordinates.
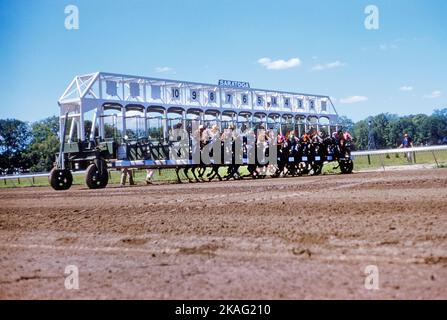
top-left (58, 72), bottom-right (340, 142)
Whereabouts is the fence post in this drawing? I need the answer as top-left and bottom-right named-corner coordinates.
top-left (379, 154), bottom-right (385, 171)
top-left (432, 151), bottom-right (439, 168)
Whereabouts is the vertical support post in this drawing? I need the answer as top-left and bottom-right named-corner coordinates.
top-left (59, 110), bottom-right (64, 147)
top-left (76, 118), bottom-right (81, 141)
top-left (98, 74), bottom-right (103, 99)
top-left (122, 106), bottom-right (126, 140)
top-left (59, 112), bottom-right (69, 170)
top-left (162, 110), bottom-right (167, 141)
top-left (90, 109), bottom-right (98, 141)
top-left (143, 108), bottom-right (148, 137)
top-left (99, 106), bottom-right (105, 140)
top-left (432, 151), bottom-right (439, 168)
top-left (379, 153), bottom-right (385, 171)
top-left (79, 103), bottom-right (85, 142)
top-left (182, 110), bottom-right (186, 129)
top-left (68, 117), bottom-right (76, 143)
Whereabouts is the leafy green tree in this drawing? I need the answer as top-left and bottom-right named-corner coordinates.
top-left (431, 108), bottom-right (447, 143)
top-left (25, 116), bottom-right (60, 172)
top-left (352, 119), bottom-right (369, 150)
top-left (0, 119), bottom-right (31, 171)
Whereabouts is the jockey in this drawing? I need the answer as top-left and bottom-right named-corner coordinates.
top-left (301, 132), bottom-right (311, 143)
top-left (343, 130), bottom-right (352, 141)
top-left (277, 132), bottom-right (286, 145)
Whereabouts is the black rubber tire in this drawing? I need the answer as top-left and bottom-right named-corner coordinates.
top-left (339, 160), bottom-right (354, 174)
top-left (85, 161), bottom-right (109, 189)
top-left (49, 168), bottom-right (73, 191)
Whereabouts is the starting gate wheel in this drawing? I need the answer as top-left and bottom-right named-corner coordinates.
top-left (339, 160), bottom-right (354, 174)
top-left (85, 160), bottom-right (109, 189)
top-left (49, 168), bottom-right (73, 191)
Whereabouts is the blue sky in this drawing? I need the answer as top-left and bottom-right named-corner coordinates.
top-left (0, 0), bottom-right (446, 122)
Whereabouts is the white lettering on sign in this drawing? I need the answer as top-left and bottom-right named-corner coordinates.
top-left (218, 79), bottom-right (250, 89)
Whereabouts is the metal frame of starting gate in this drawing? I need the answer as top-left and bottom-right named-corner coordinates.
top-left (57, 72), bottom-right (341, 170)
top-left (47, 72), bottom-right (349, 190)
top-left (59, 72), bottom-right (340, 140)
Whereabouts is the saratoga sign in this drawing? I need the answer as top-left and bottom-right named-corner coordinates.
top-left (218, 79), bottom-right (250, 89)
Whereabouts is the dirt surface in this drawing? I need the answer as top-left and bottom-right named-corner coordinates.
top-left (0, 169), bottom-right (446, 299)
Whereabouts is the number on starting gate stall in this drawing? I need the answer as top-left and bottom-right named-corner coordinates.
top-left (257, 95), bottom-right (263, 106)
top-left (284, 98), bottom-right (290, 108)
top-left (225, 93), bottom-right (233, 104)
top-left (172, 88), bottom-right (180, 100)
top-left (309, 100), bottom-right (315, 109)
top-left (298, 99), bottom-right (303, 109)
top-left (241, 94), bottom-right (248, 105)
top-left (271, 96), bottom-right (278, 107)
top-left (191, 90), bottom-right (199, 101)
top-left (208, 91), bottom-right (216, 103)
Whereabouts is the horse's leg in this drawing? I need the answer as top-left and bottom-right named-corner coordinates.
top-left (191, 166), bottom-right (200, 182)
top-left (175, 167), bottom-right (182, 183)
top-left (197, 166), bottom-right (205, 179)
top-left (207, 166), bottom-right (217, 182)
top-left (183, 167), bottom-right (193, 183)
top-left (201, 166), bottom-right (208, 181)
top-left (214, 165), bottom-right (222, 181)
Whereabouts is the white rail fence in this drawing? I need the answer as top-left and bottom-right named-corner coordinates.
top-left (0, 171), bottom-right (85, 185)
top-left (0, 145), bottom-right (446, 184)
top-left (351, 145), bottom-right (447, 169)
top-left (352, 145), bottom-right (447, 156)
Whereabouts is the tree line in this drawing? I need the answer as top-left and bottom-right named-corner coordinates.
top-left (339, 108), bottom-right (447, 150)
top-left (1, 109), bottom-right (446, 173)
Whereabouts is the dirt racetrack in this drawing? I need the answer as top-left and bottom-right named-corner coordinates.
top-left (0, 169), bottom-right (446, 299)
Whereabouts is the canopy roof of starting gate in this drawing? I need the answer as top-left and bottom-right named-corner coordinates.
top-left (58, 72), bottom-right (338, 121)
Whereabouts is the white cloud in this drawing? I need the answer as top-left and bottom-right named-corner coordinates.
top-left (399, 86), bottom-right (413, 92)
top-left (424, 90), bottom-right (442, 99)
top-left (340, 96), bottom-right (368, 104)
top-left (311, 61), bottom-right (346, 71)
top-left (155, 66), bottom-right (175, 73)
top-left (257, 57), bottom-right (301, 70)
